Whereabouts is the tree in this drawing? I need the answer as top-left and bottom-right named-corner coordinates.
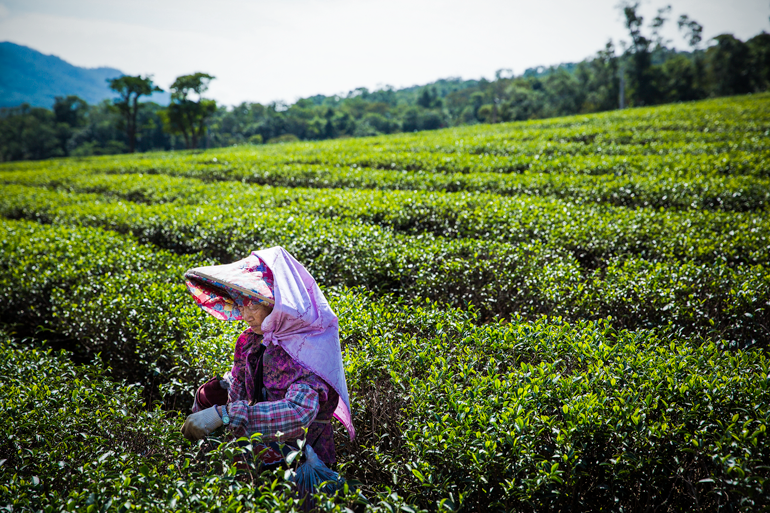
top-left (0, 104), bottom-right (63, 161)
top-left (53, 96), bottom-right (88, 128)
top-left (108, 75), bottom-right (162, 153)
top-left (661, 54), bottom-right (698, 102)
top-left (676, 14), bottom-right (706, 97)
top-left (576, 40), bottom-right (620, 112)
top-left (417, 87), bottom-right (442, 109)
top-left (747, 32), bottom-right (770, 91)
top-left (402, 107), bottom-right (421, 132)
top-left (650, 5), bottom-right (672, 51)
top-left (468, 91), bottom-right (485, 119)
top-left (163, 73), bottom-right (217, 150)
top-left (677, 14), bottom-right (703, 49)
top-left (621, 2), bottom-right (659, 105)
top-left (542, 68), bottom-right (583, 116)
top-left (707, 35), bottom-right (752, 96)
top-left (500, 84), bottom-right (545, 121)
top-left (324, 108), bottom-right (336, 139)
top-left (52, 95), bottom-right (89, 155)
top-left (134, 102), bottom-right (171, 153)
top-left (65, 100), bottom-right (128, 157)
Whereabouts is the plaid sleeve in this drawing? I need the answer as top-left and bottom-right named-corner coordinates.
top-left (227, 374), bottom-right (246, 404)
top-left (227, 383), bottom-right (320, 442)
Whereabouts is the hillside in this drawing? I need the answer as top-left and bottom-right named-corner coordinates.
top-left (0, 42), bottom-right (168, 109)
top-left (1, 95), bottom-right (769, 511)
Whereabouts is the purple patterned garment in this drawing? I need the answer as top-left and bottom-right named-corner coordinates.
top-left (227, 328), bottom-right (339, 466)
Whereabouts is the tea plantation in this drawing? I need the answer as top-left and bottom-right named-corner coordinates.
top-left (1, 94), bottom-right (769, 512)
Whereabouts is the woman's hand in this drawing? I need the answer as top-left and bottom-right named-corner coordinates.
top-left (181, 406), bottom-right (223, 441)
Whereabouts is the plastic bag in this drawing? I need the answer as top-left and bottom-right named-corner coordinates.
top-left (290, 444), bottom-right (345, 499)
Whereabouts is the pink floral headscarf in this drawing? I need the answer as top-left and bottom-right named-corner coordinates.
top-left (185, 255), bottom-right (274, 321)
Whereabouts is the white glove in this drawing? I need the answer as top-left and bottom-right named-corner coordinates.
top-left (181, 406), bottom-right (223, 441)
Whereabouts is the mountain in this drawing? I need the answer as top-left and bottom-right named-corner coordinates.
top-left (0, 42), bottom-right (168, 109)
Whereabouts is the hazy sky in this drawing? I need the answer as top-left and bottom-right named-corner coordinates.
top-left (1, 0), bottom-right (768, 106)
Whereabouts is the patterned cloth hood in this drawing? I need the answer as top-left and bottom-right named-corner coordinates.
top-left (185, 247), bottom-right (355, 440)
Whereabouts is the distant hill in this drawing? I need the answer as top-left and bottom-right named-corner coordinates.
top-left (0, 42), bottom-right (168, 109)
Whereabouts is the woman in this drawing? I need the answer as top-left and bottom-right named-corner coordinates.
top-left (180, 246), bottom-right (354, 468)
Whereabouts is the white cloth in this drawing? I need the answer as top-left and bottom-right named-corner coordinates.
top-left (181, 406), bottom-right (223, 441)
top-left (255, 247), bottom-right (355, 440)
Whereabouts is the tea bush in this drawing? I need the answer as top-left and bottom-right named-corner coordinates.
top-left (334, 289), bottom-right (770, 511)
top-left (2, 94), bottom-right (770, 511)
top-left (1, 185), bottom-right (767, 345)
top-left (2, 94), bottom-right (768, 211)
top-left (3, 153), bottom-right (768, 213)
top-left (2, 173), bottom-right (769, 266)
top-left (2, 233), bottom-right (769, 511)
top-left (0, 336), bottom-right (410, 513)
top-left (0, 218), bottom-right (242, 406)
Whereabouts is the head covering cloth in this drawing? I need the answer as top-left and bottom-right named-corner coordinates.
top-left (184, 247), bottom-right (355, 440)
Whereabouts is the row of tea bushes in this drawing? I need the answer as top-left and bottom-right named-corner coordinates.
top-left (286, 147), bottom-right (770, 178)
top-left (325, 93), bottom-right (770, 158)
top-left (265, 188), bottom-right (770, 266)
top-left (2, 94), bottom-right (768, 210)
top-left (3, 92), bottom-right (769, 512)
top-left (0, 219), bottom-right (425, 509)
top-left (4, 151), bottom-right (768, 212)
top-left (0, 336), bottom-right (402, 513)
top-left (3, 176), bottom-right (769, 267)
top-left (0, 218), bottom-right (239, 403)
top-left (2, 94), bottom-right (766, 173)
top-left (2, 187), bottom-right (768, 345)
top-left (2, 219), bottom-right (769, 511)
top-left (0, 210), bottom-right (566, 333)
top-left (335, 289), bottom-right (770, 511)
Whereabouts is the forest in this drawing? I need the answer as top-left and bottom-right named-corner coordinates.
top-left (2, 4), bottom-right (770, 162)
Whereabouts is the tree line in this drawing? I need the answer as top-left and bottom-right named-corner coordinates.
top-left (2, 2), bottom-right (769, 162)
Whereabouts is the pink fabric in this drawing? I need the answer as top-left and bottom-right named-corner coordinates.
top-left (254, 247), bottom-right (355, 440)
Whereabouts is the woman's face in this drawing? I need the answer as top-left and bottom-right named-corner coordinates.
top-left (242, 300), bottom-right (273, 333)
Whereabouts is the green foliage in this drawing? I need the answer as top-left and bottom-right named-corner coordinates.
top-left (0, 104), bottom-right (65, 161)
top-left (5, 23), bottom-right (770, 163)
top-left (0, 336), bottom-right (405, 512)
top-left (3, 98), bottom-right (770, 347)
top-left (2, 95), bottom-right (770, 512)
top-left (708, 35), bottom-right (753, 97)
top-left (53, 95), bottom-right (89, 128)
top-left (162, 73), bottom-right (216, 150)
top-left (334, 290), bottom-right (770, 510)
top-left (1, 242), bottom-right (769, 510)
top-left (3, 183), bottom-right (769, 344)
top-left (108, 75), bottom-right (163, 153)
top-left (0, 98), bottom-right (171, 162)
top-left (0, 219), bottom-right (238, 405)
top-left (6, 94), bottom-right (767, 210)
